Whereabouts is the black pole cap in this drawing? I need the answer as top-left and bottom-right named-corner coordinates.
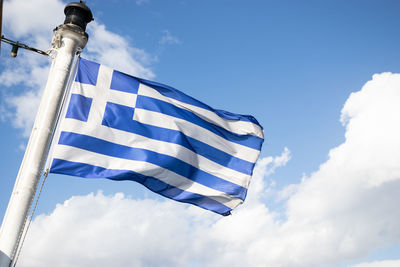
top-left (63, 1), bottom-right (93, 31)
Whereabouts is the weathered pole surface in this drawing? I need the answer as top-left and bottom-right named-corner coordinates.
top-left (0, 2), bottom-right (92, 266)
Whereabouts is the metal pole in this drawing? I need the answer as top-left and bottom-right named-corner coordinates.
top-left (0, 0), bottom-right (2, 32)
top-left (0, 0), bottom-right (3, 52)
top-left (0, 2), bottom-right (93, 266)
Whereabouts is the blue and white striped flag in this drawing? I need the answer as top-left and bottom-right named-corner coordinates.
top-left (48, 58), bottom-right (264, 215)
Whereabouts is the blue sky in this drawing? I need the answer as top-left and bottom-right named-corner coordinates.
top-left (1, 0), bottom-right (400, 266)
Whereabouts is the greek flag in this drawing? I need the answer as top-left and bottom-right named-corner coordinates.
top-left (48, 58), bottom-right (264, 215)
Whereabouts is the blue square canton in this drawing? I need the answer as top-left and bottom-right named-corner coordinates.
top-left (66, 94), bottom-right (93, 122)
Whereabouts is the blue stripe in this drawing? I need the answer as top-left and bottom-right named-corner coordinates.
top-left (50, 159), bottom-right (232, 216)
top-left (102, 102), bottom-right (255, 176)
top-left (136, 76), bottom-right (263, 126)
top-left (75, 58), bottom-right (100, 85)
top-left (110, 70), bottom-right (140, 94)
top-left (136, 95), bottom-right (263, 150)
top-left (77, 57), bottom-right (263, 127)
top-left (57, 131), bottom-right (248, 199)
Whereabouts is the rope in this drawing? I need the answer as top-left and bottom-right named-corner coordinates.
top-left (9, 43), bottom-right (78, 267)
top-left (12, 169), bottom-right (49, 267)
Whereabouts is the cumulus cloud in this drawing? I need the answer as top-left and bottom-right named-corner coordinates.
top-left (17, 149), bottom-right (290, 267)
top-left (16, 73), bottom-right (400, 266)
top-left (245, 147), bottom-right (290, 204)
top-left (0, 0), bottom-right (154, 136)
top-left (278, 73), bottom-right (400, 266)
top-left (351, 260), bottom-right (400, 267)
top-left (3, 0), bottom-right (64, 38)
top-left (85, 21), bottom-right (155, 79)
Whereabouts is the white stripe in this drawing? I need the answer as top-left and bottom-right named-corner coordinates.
top-left (138, 83), bottom-right (264, 139)
top-left (52, 145), bottom-right (243, 209)
top-left (59, 118), bottom-right (252, 188)
top-left (70, 81), bottom-right (260, 163)
top-left (134, 108), bottom-right (261, 163)
top-left (71, 82), bottom-right (137, 108)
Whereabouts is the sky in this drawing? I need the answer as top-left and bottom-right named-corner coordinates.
top-left (1, 0), bottom-right (400, 266)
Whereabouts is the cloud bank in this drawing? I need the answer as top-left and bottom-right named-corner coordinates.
top-left (16, 72), bottom-right (400, 267)
top-left (18, 149), bottom-right (290, 267)
top-left (352, 260), bottom-right (400, 267)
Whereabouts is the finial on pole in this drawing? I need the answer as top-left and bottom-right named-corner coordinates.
top-left (63, 1), bottom-right (93, 31)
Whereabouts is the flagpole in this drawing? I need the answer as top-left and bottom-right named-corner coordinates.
top-left (0, 2), bottom-right (93, 266)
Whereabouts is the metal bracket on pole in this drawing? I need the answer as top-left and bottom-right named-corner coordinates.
top-left (0, 35), bottom-right (50, 57)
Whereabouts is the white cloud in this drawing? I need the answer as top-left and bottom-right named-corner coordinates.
top-left (0, 53), bottom-right (51, 136)
top-left (85, 21), bottom-right (155, 80)
top-left (3, 0), bottom-right (64, 39)
top-left (15, 72), bottom-right (400, 266)
top-left (135, 0), bottom-right (150, 6)
top-left (351, 260), bottom-right (400, 267)
top-left (17, 150), bottom-right (289, 267)
top-left (0, 0), bottom-right (154, 136)
top-left (6, 90), bottom-right (43, 137)
top-left (19, 192), bottom-right (201, 267)
top-left (159, 30), bottom-right (181, 45)
top-left (245, 147), bottom-right (290, 204)
top-left (279, 73), bottom-right (400, 266)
